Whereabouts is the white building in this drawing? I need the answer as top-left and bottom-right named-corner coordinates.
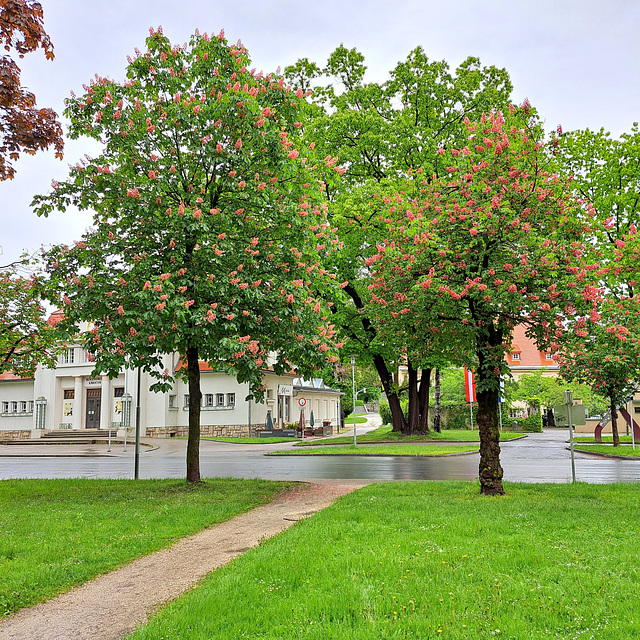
top-left (0, 342), bottom-right (342, 439)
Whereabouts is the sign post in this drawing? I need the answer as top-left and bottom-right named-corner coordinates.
top-left (298, 397), bottom-right (307, 438)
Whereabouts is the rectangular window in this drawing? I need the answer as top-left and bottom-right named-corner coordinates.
top-left (63, 389), bottom-right (74, 399)
top-left (19, 401), bottom-right (27, 413)
top-left (184, 394), bottom-right (190, 407)
top-left (216, 393), bottom-right (225, 407)
top-left (511, 353), bottom-right (520, 361)
top-left (168, 394), bottom-right (177, 408)
top-left (266, 389), bottom-right (273, 400)
top-left (28, 401), bottom-right (34, 413)
top-left (10, 401), bottom-right (17, 413)
top-left (1, 402), bottom-right (8, 413)
top-left (227, 393), bottom-right (236, 406)
top-left (60, 348), bottom-right (75, 364)
top-left (204, 394), bottom-right (214, 407)
top-left (545, 353), bottom-right (553, 361)
top-left (114, 387), bottom-right (124, 397)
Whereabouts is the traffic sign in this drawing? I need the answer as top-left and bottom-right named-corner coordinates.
top-left (298, 397), bottom-right (307, 408)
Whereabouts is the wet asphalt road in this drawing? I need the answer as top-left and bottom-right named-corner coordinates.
top-left (2, 428), bottom-right (640, 484)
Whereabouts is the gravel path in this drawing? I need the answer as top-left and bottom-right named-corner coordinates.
top-left (0, 481), bottom-right (367, 640)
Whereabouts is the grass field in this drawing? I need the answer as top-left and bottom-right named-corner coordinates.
top-left (202, 436), bottom-right (298, 443)
top-left (573, 444), bottom-right (640, 457)
top-left (126, 481), bottom-right (640, 639)
top-left (0, 478), bottom-right (289, 616)
top-left (574, 435), bottom-right (636, 444)
top-left (272, 443), bottom-right (479, 456)
top-left (296, 425), bottom-right (523, 447)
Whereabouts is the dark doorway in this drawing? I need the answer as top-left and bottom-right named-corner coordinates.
top-left (86, 389), bottom-right (101, 429)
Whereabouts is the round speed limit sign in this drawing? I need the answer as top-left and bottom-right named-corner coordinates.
top-left (298, 398), bottom-right (307, 408)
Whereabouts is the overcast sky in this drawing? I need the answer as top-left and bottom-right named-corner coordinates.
top-left (1, 0), bottom-right (638, 266)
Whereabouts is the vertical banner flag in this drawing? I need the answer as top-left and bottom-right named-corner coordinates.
top-left (464, 367), bottom-right (476, 403)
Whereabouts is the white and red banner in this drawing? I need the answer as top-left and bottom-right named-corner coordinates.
top-left (464, 367), bottom-right (476, 403)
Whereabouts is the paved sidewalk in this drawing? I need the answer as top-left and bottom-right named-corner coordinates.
top-left (0, 482), bottom-right (367, 640)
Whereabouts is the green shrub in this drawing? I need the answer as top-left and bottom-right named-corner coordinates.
top-left (443, 404), bottom-right (478, 429)
top-left (379, 401), bottom-right (392, 426)
top-left (355, 399), bottom-right (364, 406)
top-left (341, 394), bottom-right (353, 417)
top-left (508, 413), bottom-right (543, 432)
top-left (378, 400), bottom-right (410, 427)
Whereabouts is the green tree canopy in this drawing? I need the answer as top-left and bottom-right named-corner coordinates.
top-left (286, 46), bottom-right (514, 433)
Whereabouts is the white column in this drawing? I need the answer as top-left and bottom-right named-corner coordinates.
top-left (53, 376), bottom-right (62, 430)
top-left (72, 376), bottom-right (83, 430)
top-left (100, 375), bottom-right (110, 430)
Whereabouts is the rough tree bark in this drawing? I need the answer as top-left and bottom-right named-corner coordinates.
top-left (186, 344), bottom-right (202, 483)
top-left (372, 353), bottom-right (407, 432)
top-left (610, 398), bottom-right (620, 447)
top-left (433, 368), bottom-right (441, 433)
top-left (476, 328), bottom-right (505, 496)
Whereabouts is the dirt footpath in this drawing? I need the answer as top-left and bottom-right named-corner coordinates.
top-left (0, 481), bottom-right (367, 640)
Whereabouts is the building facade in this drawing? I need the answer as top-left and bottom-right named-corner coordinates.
top-left (0, 343), bottom-right (342, 438)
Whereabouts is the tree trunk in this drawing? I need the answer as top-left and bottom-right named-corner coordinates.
top-left (610, 397), bottom-right (620, 447)
top-left (372, 353), bottom-right (407, 432)
top-left (417, 368), bottom-right (431, 433)
top-left (433, 368), bottom-right (441, 433)
top-left (186, 345), bottom-right (202, 482)
top-left (405, 363), bottom-right (419, 435)
top-left (476, 329), bottom-right (505, 496)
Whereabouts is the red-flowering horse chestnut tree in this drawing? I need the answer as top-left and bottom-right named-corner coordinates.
top-left (33, 28), bottom-right (342, 482)
top-left (368, 107), bottom-right (598, 495)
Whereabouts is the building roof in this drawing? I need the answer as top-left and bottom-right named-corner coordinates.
top-left (507, 324), bottom-right (557, 370)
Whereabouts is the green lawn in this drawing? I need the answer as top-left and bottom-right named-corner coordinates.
top-left (296, 424), bottom-right (523, 447)
top-left (202, 436), bottom-right (298, 443)
top-left (127, 481), bottom-right (640, 639)
top-left (272, 443), bottom-right (479, 456)
top-left (343, 414), bottom-right (369, 425)
top-left (574, 444), bottom-right (640, 457)
top-left (0, 478), bottom-right (290, 616)
top-left (574, 435), bottom-right (636, 444)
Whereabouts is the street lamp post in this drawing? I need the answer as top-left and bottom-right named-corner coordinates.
top-left (565, 390), bottom-right (576, 483)
top-left (351, 356), bottom-right (356, 446)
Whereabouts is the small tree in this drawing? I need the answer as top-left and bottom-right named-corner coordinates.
top-left (559, 296), bottom-right (640, 446)
top-left (0, 254), bottom-right (58, 376)
top-left (33, 29), bottom-right (341, 482)
top-left (0, 0), bottom-right (63, 180)
top-left (369, 107), bottom-right (595, 494)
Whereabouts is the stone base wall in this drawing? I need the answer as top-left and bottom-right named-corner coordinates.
top-left (146, 424), bottom-right (267, 438)
top-left (0, 429), bottom-right (33, 441)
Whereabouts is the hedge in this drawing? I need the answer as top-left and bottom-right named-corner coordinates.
top-left (506, 413), bottom-right (543, 432)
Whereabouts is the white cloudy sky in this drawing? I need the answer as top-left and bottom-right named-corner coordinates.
top-left (1, 0), bottom-right (638, 266)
